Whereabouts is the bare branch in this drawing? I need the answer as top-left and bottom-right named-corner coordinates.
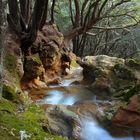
top-left (69, 0), bottom-right (74, 26)
top-left (74, 0), bottom-right (80, 27)
top-left (51, 0), bottom-right (56, 23)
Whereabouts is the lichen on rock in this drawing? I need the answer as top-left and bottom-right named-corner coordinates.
top-left (78, 55), bottom-right (140, 96)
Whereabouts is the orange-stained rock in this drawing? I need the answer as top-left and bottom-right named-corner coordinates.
top-left (21, 23), bottom-right (72, 90)
top-left (47, 77), bottom-right (61, 85)
top-left (112, 94), bottom-right (140, 129)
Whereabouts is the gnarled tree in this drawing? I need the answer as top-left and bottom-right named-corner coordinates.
top-left (63, 0), bottom-right (139, 56)
top-left (7, 0), bottom-right (49, 57)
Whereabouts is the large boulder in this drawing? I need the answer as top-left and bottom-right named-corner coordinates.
top-left (78, 55), bottom-right (140, 95)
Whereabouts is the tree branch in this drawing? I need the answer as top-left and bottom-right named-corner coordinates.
top-left (51, 0), bottom-right (56, 23)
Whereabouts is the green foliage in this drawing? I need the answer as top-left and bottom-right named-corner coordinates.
top-left (55, 1), bottom-right (72, 32)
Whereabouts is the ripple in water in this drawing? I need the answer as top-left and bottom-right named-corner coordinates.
top-left (81, 117), bottom-right (134, 140)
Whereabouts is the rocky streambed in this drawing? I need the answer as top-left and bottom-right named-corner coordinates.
top-left (29, 63), bottom-right (140, 140)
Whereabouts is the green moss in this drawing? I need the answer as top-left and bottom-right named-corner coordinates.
top-left (70, 60), bottom-right (79, 67)
top-left (31, 55), bottom-right (42, 65)
top-left (4, 53), bottom-right (21, 87)
top-left (25, 55), bottom-right (44, 79)
top-left (0, 98), bottom-right (68, 140)
top-left (4, 54), bottom-right (17, 75)
top-left (0, 98), bottom-right (16, 112)
top-left (2, 84), bottom-right (19, 101)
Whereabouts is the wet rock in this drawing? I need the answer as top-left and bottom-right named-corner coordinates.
top-left (112, 94), bottom-right (140, 130)
top-left (44, 105), bottom-right (81, 140)
top-left (68, 102), bottom-right (98, 119)
top-left (68, 101), bottom-right (115, 123)
top-left (47, 77), bottom-right (61, 85)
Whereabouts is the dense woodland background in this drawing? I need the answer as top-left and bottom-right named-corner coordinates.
top-left (55, 0), bottom-right (140, 58)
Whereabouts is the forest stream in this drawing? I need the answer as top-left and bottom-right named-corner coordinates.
top-left (29, 67), bottom-right (137, 140)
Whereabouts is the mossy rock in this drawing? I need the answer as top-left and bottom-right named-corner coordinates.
top-left (24, 55), bottom-right (45, 80)
top-left (103, 102), bottom-right (127, 122)
top-left (113, 64), bottom-right (137, 80)
top-left (2, 84), bottom-right (20, 102)
top-left (4, 54), bottom-right (17, 76)
top-left (115, 84), bottom-right (140, 101)
top-left (31, 55), bottom-right (42, 65)
top-left (4, 53), bottom-right (21, 86)
top-left (125, 59), bottom-right (140, 69)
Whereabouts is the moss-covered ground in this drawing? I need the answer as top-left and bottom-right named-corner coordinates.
top-left (0, 98), bottom-right (68, 140)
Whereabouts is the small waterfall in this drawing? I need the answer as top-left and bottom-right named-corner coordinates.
top-left (81, 117), bottom-right (134, 140)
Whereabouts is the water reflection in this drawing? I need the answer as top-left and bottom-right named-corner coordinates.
top-left (81, 117), bottom-right (134, 140)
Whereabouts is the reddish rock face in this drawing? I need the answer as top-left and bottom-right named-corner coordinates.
top-left (127, 94), bottom-right (140, 114)
top-left (112, 94), bottom-right (140, 130)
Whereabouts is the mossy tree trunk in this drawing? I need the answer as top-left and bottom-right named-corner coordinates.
top-left (0, 0), bottom-right (7, 96)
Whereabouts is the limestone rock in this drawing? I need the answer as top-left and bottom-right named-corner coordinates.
top-left (78, 55), bottom-right (140, 95)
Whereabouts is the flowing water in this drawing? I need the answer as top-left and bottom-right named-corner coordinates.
top-left (31, 69), bottom-right (137, 140)
top-left (81, 117), bottom-right (134, 140)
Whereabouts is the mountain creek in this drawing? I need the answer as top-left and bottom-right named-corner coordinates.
top-left (29, 67), bottom-right (139, 140)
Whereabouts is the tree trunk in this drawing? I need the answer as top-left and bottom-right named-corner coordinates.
top-left (0, 0), bottom-right (7, 96)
